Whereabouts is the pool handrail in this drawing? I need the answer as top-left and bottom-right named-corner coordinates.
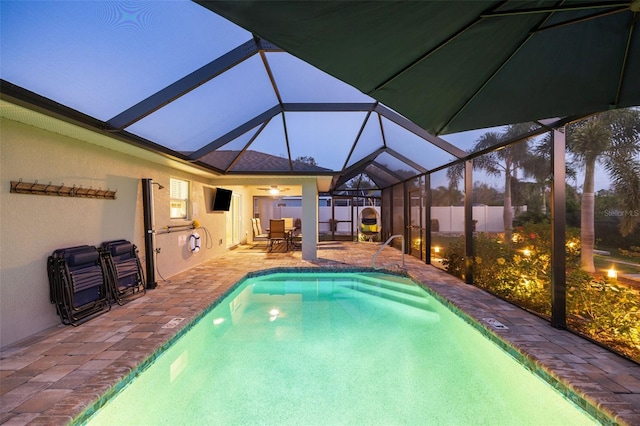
top-left (372, 234), bottom-right (405, 270)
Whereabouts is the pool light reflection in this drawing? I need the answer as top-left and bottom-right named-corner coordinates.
top-left (269, 308), bottom-right (280, 322)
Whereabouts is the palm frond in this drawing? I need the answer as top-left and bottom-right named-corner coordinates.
top-left (604, 153), bottom-right (640, 236)
top-left (446, 162), bottom-right (465, 188)
top-left (471, 131), bottom-right (503, 152)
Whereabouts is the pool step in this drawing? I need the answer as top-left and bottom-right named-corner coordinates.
top-left (352, 273), bottom-right (425, 298)
top-left (338, 277), bottom-right (434, 313)
top-left (252, 273), bottom-right (435, 314)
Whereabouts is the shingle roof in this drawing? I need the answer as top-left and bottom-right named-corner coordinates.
top-left (198, 150), bottom-right (333, 173)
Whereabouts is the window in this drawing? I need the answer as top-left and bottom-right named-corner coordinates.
top-left (170, 178), bottom-right (189, 219)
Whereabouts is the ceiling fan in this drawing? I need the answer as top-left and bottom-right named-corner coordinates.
top-left (257, 185), bottom-right (290, 195)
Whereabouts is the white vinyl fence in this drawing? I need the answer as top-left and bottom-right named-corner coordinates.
top-left (430, 205), bottom-right (526, 233)
top-left (256, 197), bottom-right (524, 235)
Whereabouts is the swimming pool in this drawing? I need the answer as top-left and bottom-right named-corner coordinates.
top-left (84, 271), bottom-right (596, 425)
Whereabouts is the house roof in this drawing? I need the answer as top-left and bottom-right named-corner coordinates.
top-left (198, 150), bottom-right (334, 173)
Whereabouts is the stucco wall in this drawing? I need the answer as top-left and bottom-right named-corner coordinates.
top-left (0, 117), bottom-right (242, 347)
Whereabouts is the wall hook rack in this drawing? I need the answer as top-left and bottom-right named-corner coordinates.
top-left (10, 179), bottom-right (117, 200)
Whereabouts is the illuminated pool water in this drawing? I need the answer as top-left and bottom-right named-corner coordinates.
top-left (85, 271), bottom-right (596, 425)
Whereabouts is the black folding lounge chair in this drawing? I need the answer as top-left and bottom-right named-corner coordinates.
top-left (100, 239), bottom-right (146, 305)
top-left (47, 245), bottom-right (111, 325)
top-left (48, 244), bottom-right (89, 310)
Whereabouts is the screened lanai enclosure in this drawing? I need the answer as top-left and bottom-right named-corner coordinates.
top-left (2, 1), bottom-right (639, 362)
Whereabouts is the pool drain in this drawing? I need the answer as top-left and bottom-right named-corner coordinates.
top-left (162, 317), bottom-right (185, 328)
top-left (482, 317), bottom-right (509, 330)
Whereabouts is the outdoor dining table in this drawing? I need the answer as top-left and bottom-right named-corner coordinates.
top-left (265, 226), bottom-right (298, 250)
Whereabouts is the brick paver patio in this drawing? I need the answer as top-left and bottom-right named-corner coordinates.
top-left (1, 242), bottom-right (639, 425)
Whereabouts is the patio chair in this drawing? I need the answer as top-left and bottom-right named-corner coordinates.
top-left (47, 245), bottom-right (111, 325)
top-left (251, 218), bottom-right (269, 245)
top-left (256, 218), bottom-right (268, 235)
top-left (268, 219), bottom-right (287, 252)
top-left (283, 217), bottom-right (294, 229)
top-left (282, 217), bottom-right (295, 248)
top-left (291, 218), bottom-right (302, 248)
top-left (100, 239), bottom-right (146, 305)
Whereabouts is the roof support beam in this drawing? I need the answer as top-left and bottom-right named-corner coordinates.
top-left (481, 2), bottom-right (629, 18)
top-left (341, 148), bottom-right (385, 177)
top-left (423, 116), bottom-right (580, 178)
top-left (225, 117), bottom-right (273, 172)
top-left (532, 7), bottom-right (628, 33)
top-left (463, 160), bottom-right (474, 285)
top-left (613, 11), bottom-right (637, 108)
top-left (550, 127), bottom-right (567, 329)
top-left (282, 102), bottom-right (376, 112)
top-left (424, 174), bottom-right (432, 265)
top-left (189, 104), bottom-right (283, 159)
top-left (191, 102), bottom-right (386, 162)
top-left (375, 104), bottom-right (466, 158)
top-left (333, 170), bottom-right (364, 190)
top-left (183, 100), bottom-right (459, 174)
top-left (107, 38), bottom-right (280, 130)
top-left (384, 147), bottom-right (428, 174)
top-left (368, 163), bottom-right (401, 187)
top-left (370, 161), bottom-right (406, 181)
top-left (334, 148), bottom-right (385, 188)
top-left (0, 80), bottom-right (195, 163)
top-left (341, 107), bottom-right (376, 172)
top-left (281, 112), bottom-right (293, 172)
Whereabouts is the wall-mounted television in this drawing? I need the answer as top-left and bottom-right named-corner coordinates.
top-left (212, 187), bottom-right (232, 211)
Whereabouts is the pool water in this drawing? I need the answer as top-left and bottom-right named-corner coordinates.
top-left (86, 271), bottom-right (596, 425)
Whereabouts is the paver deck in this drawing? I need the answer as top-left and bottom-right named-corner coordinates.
top-left (1, 242), bottom-right (639, 425)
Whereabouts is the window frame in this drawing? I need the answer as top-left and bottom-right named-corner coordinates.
top-left (169, 177), bottom-right (190, 220)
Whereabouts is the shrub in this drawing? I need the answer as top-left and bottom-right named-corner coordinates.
top-left (567, 277), bottom-right (640, 360)
top-left (441, 224), bottom-right (639, 362)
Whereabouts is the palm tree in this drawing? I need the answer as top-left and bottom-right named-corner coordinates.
top-left (449, 123), bottom-right (539, 241)
top-left (567, 108), bottom-right (640, 272)
top-left (431, 185), bottom-right (463, 206)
